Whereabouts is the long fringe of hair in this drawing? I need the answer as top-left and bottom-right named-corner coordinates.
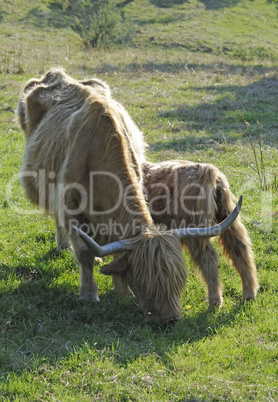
top-left (128, 226), bottom-right (187, 320)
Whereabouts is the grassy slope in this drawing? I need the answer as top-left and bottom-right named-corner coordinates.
top-left (0, 0), bottom-right (278, 400)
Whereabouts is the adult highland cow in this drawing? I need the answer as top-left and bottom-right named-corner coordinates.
top-left (17, 69), bottom-right (241, 321)
top-left (143, 160), bottom-right (259, 306)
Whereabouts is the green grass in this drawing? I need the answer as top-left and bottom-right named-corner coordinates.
top-left (1, 0), bottom-right (278, 400)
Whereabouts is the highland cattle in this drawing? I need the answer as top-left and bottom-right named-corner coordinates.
top-left (17, 69), bottom-right (242, 320)
top-left (143, 160), bottom-right (259, 306)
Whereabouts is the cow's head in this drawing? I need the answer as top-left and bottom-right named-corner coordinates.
top-left (16, 68), bottom-right (110, 138)
top-left (73, 196), bottom-right (243, 321)
top-left (100, 230), bottom-right (187, 321)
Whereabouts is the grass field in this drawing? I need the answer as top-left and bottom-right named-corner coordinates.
top-left (0, 0), bottom-right (278, 400)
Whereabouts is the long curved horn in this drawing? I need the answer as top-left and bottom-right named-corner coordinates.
top-left (169, 195), bottom-right (243, 239)
top-left (72, 196), bottom-right (243, 256)
top-left (71, 226), bottom-right (135, 257)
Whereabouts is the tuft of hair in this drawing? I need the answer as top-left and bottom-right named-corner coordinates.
top-left (215, 175), bottom-right (259, 299)
top-left (129, 226), bottom-right (187, 320)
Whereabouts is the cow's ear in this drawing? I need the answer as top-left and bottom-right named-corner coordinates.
top-left (100, 253), bottom-right (129, 276)
top-left (80, 78), bottom-right (111, 97)
top-left (16, 80), bottom-right (43, 134)
top-left (25, 86), bottom-right (48, 136)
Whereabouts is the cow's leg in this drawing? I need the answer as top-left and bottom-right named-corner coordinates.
top-left (219, 220), bottom-right (259, 302)
top-left (60, 193), bottom-right (99, 301)
top-left (55, 218), bottom-right (70, 250)
top-left (185, 239), bottom-right (222, 307)
top-left (70, 230), bottom-right (99, 302)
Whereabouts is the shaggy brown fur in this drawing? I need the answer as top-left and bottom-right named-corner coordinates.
top-left (143, 160), bottom-right (259, 306)
top-left (17, 69), bottom-right (187, 321)
top-left (100, 227), bottom-right (187, 321)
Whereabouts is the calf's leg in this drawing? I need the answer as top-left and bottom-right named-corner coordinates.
top-left (219, 220), bottom-right (259, 302)
top-left (185, 239), bottom-right (223, 307)
top-left (55, 218), bottom-right (71, 250)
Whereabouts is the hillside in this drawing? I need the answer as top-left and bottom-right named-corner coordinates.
top-left (1, 0), bottom-right (278, 72)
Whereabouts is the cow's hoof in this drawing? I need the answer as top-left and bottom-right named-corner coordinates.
top-left (209, 297), bottom-right (223, 308)
top-left (242, 295), bottom-right (256, 303)
top-left (79, 294), bottom-right (100, 303)
top-left (243, 290), bottom-right (257, 302)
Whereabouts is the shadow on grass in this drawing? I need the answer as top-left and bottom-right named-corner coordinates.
top-left (149, 74), bottom-right (278, 150)
top-left (150, 133), bottom-right (241, 153)
top-left (85, 64), bottom-right (278, 152)
top-left (199, 0), bottom-right (241, 9)
top-left (90, 61), bottom-right (277, 75)
top-left (150, 0), bottom-right (243, 9)
top-left (150, 0), bottom-right (189, 8)
top-left (0, 241), bottom-right (250, 373)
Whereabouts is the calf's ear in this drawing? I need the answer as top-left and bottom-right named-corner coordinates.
top-left (100, 253), bottom-right (130, 276)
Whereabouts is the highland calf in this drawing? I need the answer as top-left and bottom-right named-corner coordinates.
top-left (17, 69), bottom-right (241, 321)
top-left (143, 160), bottom-right (259, 306)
